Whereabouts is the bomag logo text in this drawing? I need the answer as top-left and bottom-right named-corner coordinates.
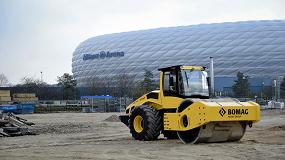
top-left (219, 108), bottom-right (249, 117)
top-left (228, 109), bottom-right (248, 115)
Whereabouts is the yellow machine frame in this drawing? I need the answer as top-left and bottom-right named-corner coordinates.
top-left (164, 101), bottom-right (260, 131)
top-left (124, 66), bottom-right (260, 132)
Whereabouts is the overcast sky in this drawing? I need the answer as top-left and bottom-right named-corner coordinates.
top-left (0, 0), bottom-right (284, 84)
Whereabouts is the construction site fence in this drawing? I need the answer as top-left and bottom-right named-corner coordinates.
top-left (35, 97), bottom-right (133, 113)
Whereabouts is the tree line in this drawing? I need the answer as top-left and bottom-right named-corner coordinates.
top-left (0, 69), bottom-right (157, 100)
top-left (1, 70), bottom-right (285, 100)
top-left (87, 69), bottom-right (157, 99)
top-left (232, 72), bottom-right (285, 99)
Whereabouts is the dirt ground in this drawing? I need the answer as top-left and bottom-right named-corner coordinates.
top-left (1, 110), bottom-right (285, 160)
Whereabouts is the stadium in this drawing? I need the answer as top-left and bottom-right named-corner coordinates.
top-left (72, 20), bottom-right (285, 93)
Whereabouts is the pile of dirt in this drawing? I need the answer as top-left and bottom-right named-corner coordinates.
top-left (104, 115), bottom-right (120, 122)
top-left (269, 125), bottom-right (285, 131)
top-left (31, 122), bottom-right (92, 135)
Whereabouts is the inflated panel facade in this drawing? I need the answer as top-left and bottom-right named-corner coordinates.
top-left (72, 20), bottom-right (285, 86)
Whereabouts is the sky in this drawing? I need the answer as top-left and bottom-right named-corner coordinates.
top-left (0, 0), bottom-right (285, 85)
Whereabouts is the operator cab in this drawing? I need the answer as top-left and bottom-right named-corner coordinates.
top-left (159, 65), bottom-right (209, 98)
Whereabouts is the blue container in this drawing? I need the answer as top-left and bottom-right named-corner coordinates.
top-left (0, 105), bottom-right (18, 113)
top-left (20, 104), bottom-right (35, 114)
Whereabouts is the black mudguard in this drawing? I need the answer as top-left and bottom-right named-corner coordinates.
top-left (119, 115), bottom-right (130, 127)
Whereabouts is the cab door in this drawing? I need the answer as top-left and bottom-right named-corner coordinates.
top-left (161, 70), bottom-right (183, 109)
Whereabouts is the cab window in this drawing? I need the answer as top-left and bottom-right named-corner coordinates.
top-left (163, 71), bottom-right (177, 96)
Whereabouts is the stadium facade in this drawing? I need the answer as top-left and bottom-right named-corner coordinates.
top-left (72, 20), bottom-right (285, 93)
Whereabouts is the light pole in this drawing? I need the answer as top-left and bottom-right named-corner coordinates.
top-left (209, 57), bottom-right (214, 97)
top-left (40, 71), bottom-right (43, 82)
top-left (242, 76), bottom-right (246, 100)
top-left (277, 75), bottom-right (283, 102)
top-left (273, 79), bottom-right (277, 101)
top-left (261, 82), bottom-right (264, 100)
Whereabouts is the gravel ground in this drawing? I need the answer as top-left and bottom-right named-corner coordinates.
top-left (0, 110), bottom-right (285, 160)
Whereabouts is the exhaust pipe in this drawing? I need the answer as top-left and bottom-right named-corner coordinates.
top-left (210, 57), bottom-right (215, 97)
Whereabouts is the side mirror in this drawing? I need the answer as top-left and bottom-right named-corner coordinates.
top-left (207, 77), bottom-right (212, 97)
top-left (207, 77), bottom-right (210, 88)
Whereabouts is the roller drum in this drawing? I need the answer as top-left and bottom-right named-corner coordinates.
top-left (177, 121), bottom-right (246, 144)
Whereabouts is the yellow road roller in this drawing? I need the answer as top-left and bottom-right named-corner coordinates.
top-left (119, 65), bottom-right (260, 144)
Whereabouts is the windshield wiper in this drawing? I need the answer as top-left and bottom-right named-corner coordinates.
top-left (184, 72), bottom-right (189, 87)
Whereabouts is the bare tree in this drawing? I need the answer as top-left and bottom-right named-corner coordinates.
top-left (0, 73), bottom-right (9, 87)
top-left (88, 74), bottom-right (135, 98)
top-left (14, 76), bottom-right (49, 97)
top-left (112, 73), bottom-right (134, 97)
top-left (88, 76), bottom-right (105, 95)
top-left (109, 73), bottom-right (134, 109)
top-left (19, 76), bottom-right (47, 87)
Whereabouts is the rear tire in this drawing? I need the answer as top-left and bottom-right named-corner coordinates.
top-left (129, 106), bottom-right (162, 141)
